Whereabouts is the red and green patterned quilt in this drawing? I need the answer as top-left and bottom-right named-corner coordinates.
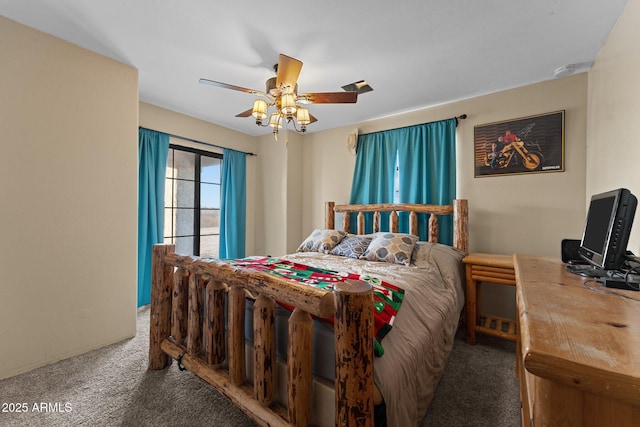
top-left (222, 256), bottom-right (405, 357)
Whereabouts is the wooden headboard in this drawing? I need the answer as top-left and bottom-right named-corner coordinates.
top-left (324, 199), bottom-right (469, 253)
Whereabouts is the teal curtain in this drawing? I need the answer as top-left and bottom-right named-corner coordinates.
top-left (219, 148), bottom-right (246, 258)
top-left (397, 119), bottom-right (457, 243)
top-left (349, 118), bottom-right (456, 242)
top-left (349, 131), bottom-right (398, 232)
top-left (137, 128), bottom-right (169, 307)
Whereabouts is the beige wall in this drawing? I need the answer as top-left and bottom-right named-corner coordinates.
top-left (303, 75), bottom-right (589, 258)
top-left (253, 131), bottom-right (304, 257)
top-left (302, 127), bottom-right (358, 231)
top-left (0, 17), bottom-right (138, 379)
top-left (254, 133), bottom-right (287, 256)
top-left (300, 76), bottom-right (588, 319)
top-left (587, 0), bottom-right (640, 254)
top-left (138, 102), bottom-right (258, 256)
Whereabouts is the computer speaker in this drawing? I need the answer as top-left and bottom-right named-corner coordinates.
top-left (561, 239), bottom-right (584, 264)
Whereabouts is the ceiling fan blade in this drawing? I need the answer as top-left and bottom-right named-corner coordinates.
top-left (235, 108), bottom-right (254, 118)
top-left (199, 78), bottom-right (266, 96)
top-left (275, 54), bottom-right (303, 90)
top-left (299, 91), bottom-right (358, 104)
top-left (309, 112), bottom-right (318, 123)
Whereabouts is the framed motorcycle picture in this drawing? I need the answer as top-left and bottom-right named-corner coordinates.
top-left (473, 110), bottom-right (565, 177)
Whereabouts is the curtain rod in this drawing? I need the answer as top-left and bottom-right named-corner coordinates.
top-left (139, 127), bottom-right (257, 157)
top-left (359, 114), bottom-right (468, 136)
top-left (454, 114), bottom-right (468, 126)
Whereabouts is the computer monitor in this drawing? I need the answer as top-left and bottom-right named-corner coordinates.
top-left (578, 188), bottom-right (636, 271)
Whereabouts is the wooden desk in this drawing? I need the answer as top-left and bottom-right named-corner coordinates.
top-left (515, 254), bottom-right (640, 426)
top-left (463, 253), bottom-right (517, 344)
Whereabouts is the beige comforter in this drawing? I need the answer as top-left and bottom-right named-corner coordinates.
top-left (283, 242), bottom-right (466, 426)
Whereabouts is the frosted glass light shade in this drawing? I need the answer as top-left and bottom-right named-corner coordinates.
top-left (296, 107), bottom-right (310, 125)
top-left (252, 99), bottom-right (267, 121)
top-left (281, 93), bottom-right (296, 116)
top-left (268, 112), bottom-right (282, 129)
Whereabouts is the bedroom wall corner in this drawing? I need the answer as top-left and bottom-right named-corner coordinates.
top-left (255, 133), bottom-right (288, 256)
top-left (252, 130), bottom-right (305, 256)
top-left (587, 0), bottom-right (640, 254)
top-left (284, 133), bottom-right (305, 253)
top-left (301, 128), bottom-right (358, 234)
top-left (0, 17), bottom-right (138, 379)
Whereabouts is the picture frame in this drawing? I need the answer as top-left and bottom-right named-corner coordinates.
top-left (473, 111), bottom-right (565, 177)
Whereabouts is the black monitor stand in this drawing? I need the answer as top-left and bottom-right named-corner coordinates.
top-left (565, 263), bottom-right (611, 278)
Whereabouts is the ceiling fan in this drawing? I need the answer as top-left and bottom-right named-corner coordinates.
top-left (199, 54), bottom-right (360, 138)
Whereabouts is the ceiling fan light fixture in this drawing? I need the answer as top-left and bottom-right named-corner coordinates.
top-left (201, 54), bottom-right (363, 141)
top-left (251, 99), bottom-right (267, 124)
top-left (280, 93), bottom-right (297, 117)
top-left (268, 112), bottom-right (282, 129)
top-left (296, 107), bottom-right (310, 125)
top-left (296, 107), bottom-right (310, 132)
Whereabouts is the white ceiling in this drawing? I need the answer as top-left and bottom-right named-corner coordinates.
top-left (0, 0), bottom-right (629, 136)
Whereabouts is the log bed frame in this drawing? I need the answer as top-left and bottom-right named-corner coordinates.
top-left (148, 200), bottom-right (469, 426)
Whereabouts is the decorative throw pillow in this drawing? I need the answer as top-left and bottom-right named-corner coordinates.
top-left (331, 235), bottom-right (373, 259)
top-left (297, 229), bottom-right (347, 253)
top-left (361, 232), bottom-right (419, 265)
top-left (411, 241), bottom-right (437, 268)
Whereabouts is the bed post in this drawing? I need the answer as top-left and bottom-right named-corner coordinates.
top-left (334, 280), bottom-right (375, 427)
top-left (325, 201), bottom-right (335, 229)
top-left (254, 295), bottom-right (276, 405)
top-left (228, 285), bottom-right (247, 385)
top-left (205, 280), bottom-right (226, 365)
top-left (288, 308), bottom-right (314, 426)
top-left (187, 274), bottom-right (205, 356)
top-left (149, 244), bottom-right (175, 370)
top-left (453, 199), bottom-right (469, 253)
top-left (171, 268), bottom-right (189, 345)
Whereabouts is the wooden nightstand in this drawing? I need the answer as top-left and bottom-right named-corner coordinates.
top-left (463, 253), bottom-right (517, 344)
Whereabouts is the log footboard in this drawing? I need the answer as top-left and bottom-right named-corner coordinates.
top-left (148, 199), bottom-right (469, 426)
top-left (148, 245), bottom-right (375, 427)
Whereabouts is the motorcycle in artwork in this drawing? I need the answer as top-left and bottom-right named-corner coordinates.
top-left (474, 111), bottom-right (565, 177)
top-left (483, 124), bottom-right (544, 171)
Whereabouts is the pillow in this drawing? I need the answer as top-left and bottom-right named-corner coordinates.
top-left (411, 241), bottom-right (466, 268)
top-left (360, 232), bottom-right (419, 265)
top-left (331, 234), bottom-right (373, 259)
top-left (411, 241), bottom-right (436, 268)
top-left (297, 229), bottom-right (347, 253)
top-left (411, 241), bottom-right (467, 293)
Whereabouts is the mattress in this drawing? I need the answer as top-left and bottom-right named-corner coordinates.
top-left (242, 241), bottom-right (465, 426)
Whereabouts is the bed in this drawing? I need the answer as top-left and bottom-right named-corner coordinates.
top-left (148, 200), bottom-right (469, 426)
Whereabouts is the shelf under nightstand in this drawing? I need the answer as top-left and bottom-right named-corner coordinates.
top-left (462, 253), bottom-right (517, 344)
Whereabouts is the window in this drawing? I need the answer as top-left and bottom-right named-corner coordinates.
top-left (164, 145), bottom-right (222, 257)
top-left (394, 156), bottom-right (400, 203)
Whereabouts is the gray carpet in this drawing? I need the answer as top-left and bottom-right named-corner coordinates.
top-left (0, 307), bottom-right (520, 426)
top-left (422, 330), bottom-right (521, 426)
